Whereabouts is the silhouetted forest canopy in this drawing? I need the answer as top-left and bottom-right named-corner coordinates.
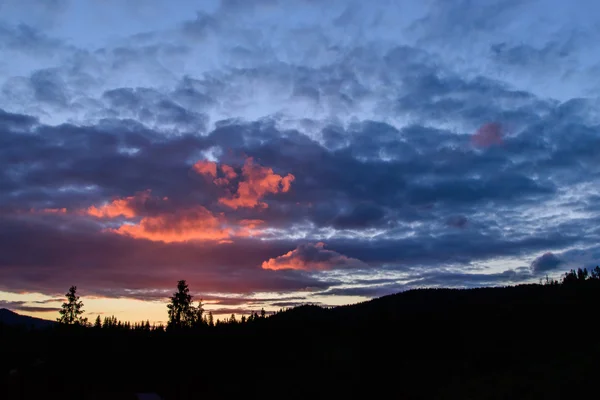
top-left (2, 267), bottom-right (600, 399)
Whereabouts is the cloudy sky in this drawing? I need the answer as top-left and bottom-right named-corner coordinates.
top-left (1, 0), bottom-right (600, 323)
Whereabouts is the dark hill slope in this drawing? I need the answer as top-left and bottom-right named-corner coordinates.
top-left (0, 309), bottom-right (56, 329)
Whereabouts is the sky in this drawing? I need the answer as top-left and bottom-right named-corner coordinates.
top-left (1, 0), bottom-right (600, 323)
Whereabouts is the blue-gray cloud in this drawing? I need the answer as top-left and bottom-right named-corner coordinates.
top-left (530, 252), bottom-right (564, 274)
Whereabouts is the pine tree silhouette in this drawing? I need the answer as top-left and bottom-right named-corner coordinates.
top-left (57, 286), bottom-right (87, 325)
top-left (167, 280), bottom-right (196, 329)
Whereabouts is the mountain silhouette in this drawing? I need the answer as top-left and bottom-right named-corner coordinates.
top-left (0, 308), bottom-right (56, 329)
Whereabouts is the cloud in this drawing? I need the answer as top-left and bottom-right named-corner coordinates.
top-left (318, 267), bottom-right (533, 297)
top-left (192, 160), bottom-right (218, 179)
top-left (87, 190), bottom-right (153, 218)
top-left (446, 215), bottom-right (468, 229)
top-left (0, 300), bottom-right (60, 313)
top-left (201, 294), bottom-right (306, 306)
top-left (472, 122), bottom-right (504, 148)
top-left (331, 202), bottom-right (387, 229)
top-left (217, 158), bottom-right (295, 209)
top-left (0, 215), bottom-right (333, 296)
top-left (12, 305), bottom-right (60, 313)
top-left (0, 108), bottom-right (38, 130)
top-left (191, 157), bottom-right (295, 209)
top-left (530, 252), bottom-right (564, 274)
top-left (111, 205), bottom-right (234, 243)
top-left (270, 301), bottom-right (324, 308)
top-left (262, 242), bottom-right (367, 271)
top-left (29, 207), bottom-right (68, 215)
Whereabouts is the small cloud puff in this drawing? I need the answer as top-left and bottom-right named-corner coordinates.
top-left (530, 252), bottom-right (563, 273)
top-left (262, 242), bottom-right (367, 271)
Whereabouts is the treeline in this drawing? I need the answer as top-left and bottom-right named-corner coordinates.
top-left (55, 267), bottom-right (600, 332)
top-left (89, 308), bottom-right (269, 333)
top-left (56, 280), bottom-right (273, 333)
top-left (553, 266), bottom-right (600, 284)
top-left (4, 268), bottom-right (600, 399)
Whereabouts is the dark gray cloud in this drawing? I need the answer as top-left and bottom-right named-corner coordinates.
top-left (531, 252), bottom-right (564, 274)
top-left (447, 215), bottom-right (468, 229)
top-left (318, 267), bottom-right (533, 298)
top-left (0, 100), bottom-right (597, 299)
top-left (0, 23), bottom-right (63, 53)
top-left (0, 300), bottom-right (60, 313)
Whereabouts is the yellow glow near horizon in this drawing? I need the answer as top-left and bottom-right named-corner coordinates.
top-left (0, 290), bottom-right (370, 324)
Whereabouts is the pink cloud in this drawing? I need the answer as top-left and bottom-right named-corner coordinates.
top-left (261, 242), bottom-right (367, 271)
top-left (219, 157), bottom-right (295, 209)
top-left (192, 157), bottom-right (295, 209)
top-left (221, 164), bottom-right (237, 180)
top-left (81, 158), bottom-right (294, 244)
top-left (88, 196), bottom-right (264, 243)
top-left (192, 160), bottom-right (218, 178)
top-left (87, 190), bottom-right (153, 218)
top-left (472, 122), bottom-right (504, 148)
top-left (110, 205), bottom-right (234, 243)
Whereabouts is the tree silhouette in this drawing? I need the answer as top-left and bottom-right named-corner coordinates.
top-left (562, 268), bottom-right (590, 285)
top-left (194, 299), bottom-right (205, 327)
top-left (167, 280), bottom-right (196, 329)
top-left (57, 286), bottom-right (87, 325)
top-left (94, 315), bottom-right (102, 328)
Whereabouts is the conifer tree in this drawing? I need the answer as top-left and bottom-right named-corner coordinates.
top-left (195, 299), bottom-right (205, 327)
top-left (167, 280), bottom-right (196, 329)
top-left (57, 286), bottom-right (87, 325)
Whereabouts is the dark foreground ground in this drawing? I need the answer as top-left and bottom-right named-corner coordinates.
top-left (2, 283), bottom-right (599, 399)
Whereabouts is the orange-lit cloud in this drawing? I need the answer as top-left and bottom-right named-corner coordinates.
top-left (84, 185), bottom-right (269, 243)
top-left (213, 164), bottom-right (238, 186)
top-left (237, 219), bottom-right (265, 237)
top-left (261, 242), bottom-right (367, 271)
top-left (111, 206), bottom-right (232, 243)
top-left (87, 190), bottom-right (152, 218)
top-left (221, 164), bottom-right (237, 180)
top-left (472, 122), bottom-right (503, 148)
top-left (107, 209), bottom-right (264, 243)
top-left (192, 157), bottom-right (295, 209)
top-left (239, 219), bottom-right (265, 229)
top-left (219, 157), bottom-right (295, 209)
top-left (192, 160), bottom-right (218, 178)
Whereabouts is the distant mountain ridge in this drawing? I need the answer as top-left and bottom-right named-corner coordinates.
top-left (0, 308), bottom-right (56, 329)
